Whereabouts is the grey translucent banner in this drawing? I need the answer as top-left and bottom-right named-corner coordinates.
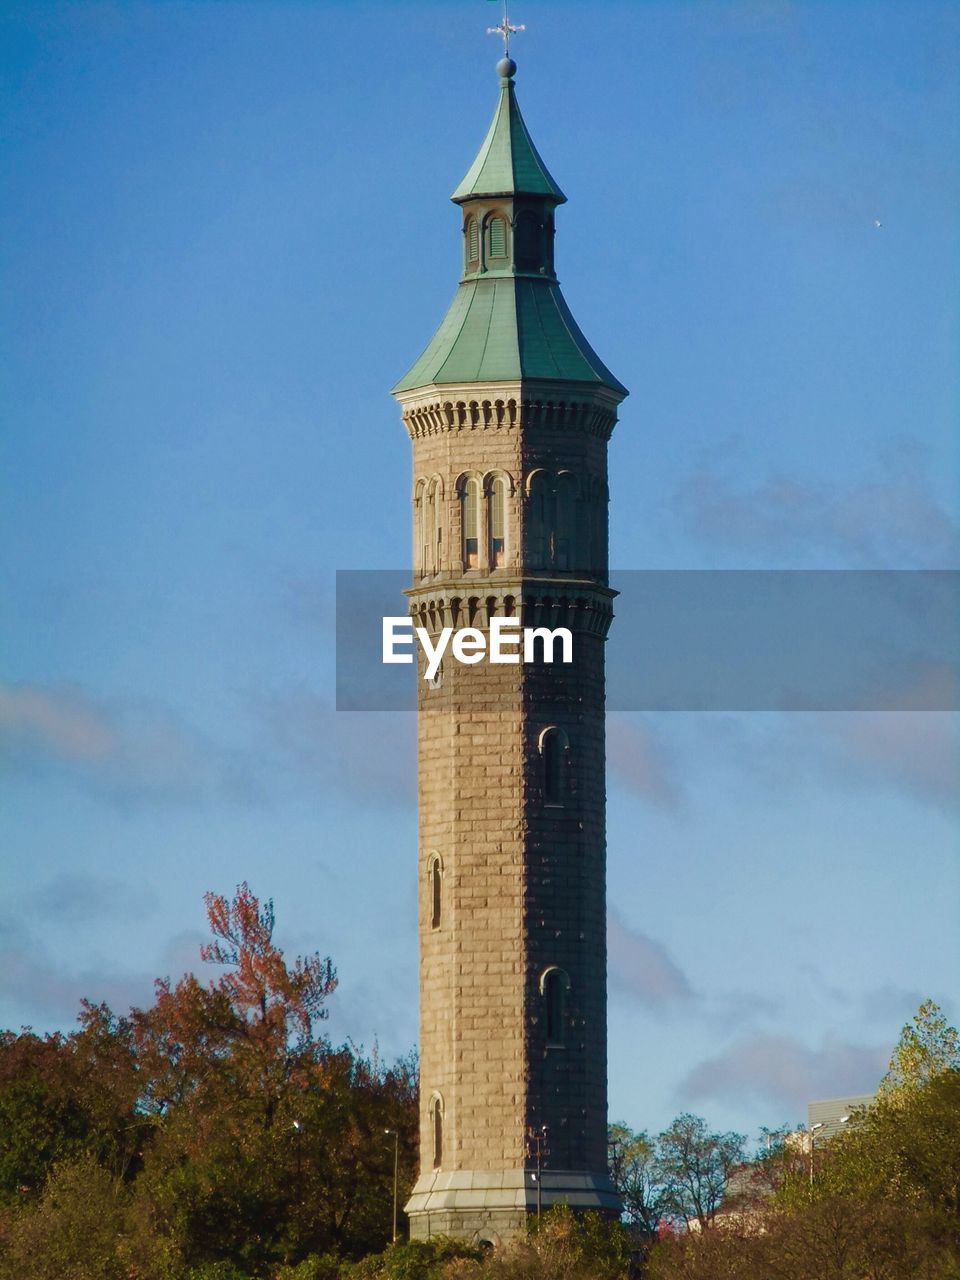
top-left (336, 570), bottom-right (959, 712)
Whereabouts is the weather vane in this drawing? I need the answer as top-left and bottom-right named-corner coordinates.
top-left (487, 1), bottom-right (525, 56)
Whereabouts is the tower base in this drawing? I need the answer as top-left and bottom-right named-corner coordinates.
top-left (405, 1169), bottom-right (621, 1244)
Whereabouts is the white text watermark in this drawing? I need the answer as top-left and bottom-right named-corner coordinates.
top-left (382, 617), bottom-right (573, 681)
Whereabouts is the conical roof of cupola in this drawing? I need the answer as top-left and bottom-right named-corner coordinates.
top-left (393, 57), bottom-right (627, 400)
top-left (451, 61), bottom-right (566, 204)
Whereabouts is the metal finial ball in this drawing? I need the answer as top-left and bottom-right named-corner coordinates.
top-left (497, 56), bottom-right (517, 79)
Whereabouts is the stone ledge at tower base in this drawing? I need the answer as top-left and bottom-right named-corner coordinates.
top-left (406, 1169), bottom-right (622, 1243)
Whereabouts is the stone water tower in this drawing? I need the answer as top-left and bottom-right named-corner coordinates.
top-left (392, 54), bottom-right (627, 1244)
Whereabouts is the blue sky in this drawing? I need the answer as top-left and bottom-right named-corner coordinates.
top-left (2, 0), bottom-right (959, 1145)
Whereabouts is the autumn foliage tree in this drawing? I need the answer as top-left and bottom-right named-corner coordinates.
top-left (0, 883), bottom-right (417, 1280)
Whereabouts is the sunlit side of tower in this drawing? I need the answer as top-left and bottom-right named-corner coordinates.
top-left (392, 54), bottom-right (627, 1244)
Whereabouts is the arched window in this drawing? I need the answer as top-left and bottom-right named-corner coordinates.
top-left (488, 475), bottom-right (506, 567)
top-left (514, 210), bottom-right (540, 272)
top-left (432, 1095), bottom-right (444, 1168)
top-left (429, 855), bottom-right (442, 929)
top-left (540, 727), bottom-right (568, 805)
top-left (415, 479), bottom-right (427, 577)
top-left (555, 474), bottom-right (578, 570)
top-left (527, 472), bottom-right (551, 568)
top-left (465, 216), bottom-right (480, 269)
top-left (487, 215), bottom-right (507, 260)
top-left (540, 968), bottom-right (570, 1047)
top-left (462, 477), bottom-right (480, 568)
top-left (539, 726), bottom-right (568, 805)
top-left (426, 479), bottom-right (443, 574)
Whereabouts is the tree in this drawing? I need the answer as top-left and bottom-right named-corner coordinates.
top-left (126, 883), bottom-right (414, 1273)
top-left (655, 1114), bottom-right (746, 1232)
top-left (200, 883), bottom-right (338, 1050)
top-left (0, 884), bottom-right (419, 1277)
top-left (131, 881), bottom-right (338, 1127)
top-left (608, 1122), bottom-right (669, 1241)
top-left (879, 999), bottom-right (960, 1099)
top-left (0, 1154), bottom-right (128, 1280)
top-left (0, 1006), bottom-right (145, 1207)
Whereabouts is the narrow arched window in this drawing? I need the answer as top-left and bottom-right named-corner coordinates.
top-left (462, 477), bottom-right (480, 568)
top-left (427, 480), bottom-right (443, 574)
top-left (415, 480), bottom-right (427, 577)
top-left (432, 1097), bottom-right (443, 1168)
top-left (466, 217), bottom-right (480, 268)
top-left (430, 857), bottom-right (442, 929)
top-left (527, 473), bottom-right (551, 568)
top-left (488, 216), bottom-right (507, 260)
top-left (541, 968), bottom-right (569, 1047)
top-left (489, 476), bottom-right (506, 568)
top-left (555, 474), bottom-right (578, 570)
top-left (543, 733), bottom-right (561, 804)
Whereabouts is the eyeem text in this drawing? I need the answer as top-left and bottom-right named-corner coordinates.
top-left (383, 617), bottom-right (574, 681)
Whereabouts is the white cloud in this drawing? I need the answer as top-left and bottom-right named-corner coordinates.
top-left (679, 1032), bottom-right (888, 1117)
top-left (608, 909), bottom-right (695, 1008)
top-left (0, 681), bottom-right (258, 806)
top-left (675, 442), bottom-right (960, 568)
top-left (607, 715), bottom-right (684, 809)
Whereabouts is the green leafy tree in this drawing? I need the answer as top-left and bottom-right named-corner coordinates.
top-left (656, 1114), bottom-right (746, 1232)
top-left (0, 1004), bottom-right (146, 1207)
top-left (0, 1154), bottom-right (128, 1280)
top-left (0, 1031), bottom-right (90, 1205)
top-left (608, 1122), bottom-right (669, 1241)
top-left (879, 998), bottom-right (960, 1099)
top-left (650, 1037), bottom-right (960, 1280)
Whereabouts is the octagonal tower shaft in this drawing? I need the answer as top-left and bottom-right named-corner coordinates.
top-left (393, 62), bottom-right (627, 1244)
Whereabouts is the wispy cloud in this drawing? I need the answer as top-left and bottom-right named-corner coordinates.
top-left (800, 711), bottom-right (960, 812)
top-left (0, 916), bottom-right (157, 1025)
top-left (685, 710), bottom-right (959, 814)
top-left (749, 712), bottom-right (960, 813)
top-left (607, 715), bottom-right (684, 808)
top-left (608, 909), bottom-right (695, 1008)
top-left (256, 687), bottom-right (415, 809)
top-left (0, 914), bottom-right (215, 1029)
top-left (675, 442), bottom-right (960, 568)
top-left (28, 873), bottom-right (157, 926)
top-left (679, 1033), bottom-right (889, 1117)
top-left (0, 681), bottom-right (259, 806)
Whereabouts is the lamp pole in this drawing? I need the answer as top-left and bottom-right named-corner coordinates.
top-left (809, 1122), bottom-right (825, 1186)
top-left (384, 1129), bottom-right (399, 1243)
top-left (292, 1119), bottom-right (302, 1182)
top-left (526, 1126), bottom-right (548, 1221)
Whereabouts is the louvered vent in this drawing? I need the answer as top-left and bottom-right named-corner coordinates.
top-left (467, 218), bottom-right (479, 265)
top-left (488, 216), bottom-right (507, 258)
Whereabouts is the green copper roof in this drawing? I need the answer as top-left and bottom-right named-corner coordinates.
top-left (392, 278), bottom-right (627, 395)
top-left (451, 76), bottom-right (566, 204)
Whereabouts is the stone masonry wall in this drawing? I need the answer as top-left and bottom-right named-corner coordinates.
top-left (405, 386), bottom-right (618, 1231)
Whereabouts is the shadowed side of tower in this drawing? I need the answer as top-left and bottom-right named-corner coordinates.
top-left (392, 56), bottom-right (627, 1245)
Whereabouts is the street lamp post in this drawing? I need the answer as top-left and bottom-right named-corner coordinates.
top-left (809, 1121), bottom-right (825, 1186)
top-left (526, 1126), bottom-right (548, 1221)
top-left (292, 1119), bottom-right (302, 1182)
top-left (384, 1129), bottom-right (399, 1244)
